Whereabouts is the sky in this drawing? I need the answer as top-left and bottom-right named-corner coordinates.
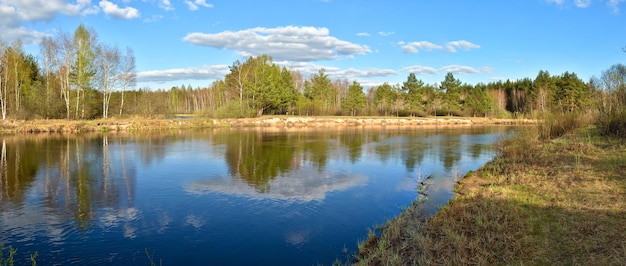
top-left (1, 0), bottom-right (626, 90)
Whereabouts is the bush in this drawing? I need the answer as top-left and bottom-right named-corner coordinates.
top-left (537, 112), bottom-right (586, 140)
top-left (215, 101), bottom-right (258, 118)
top-left (596, 109), bottom-right (626, 138)
top-left (493, 126), bottom-right (539, 164)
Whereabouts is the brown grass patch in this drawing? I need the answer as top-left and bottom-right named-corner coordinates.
top-left (355, 127), bottom-right (626, 265)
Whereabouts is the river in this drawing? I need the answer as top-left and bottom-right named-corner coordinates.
top-left (0, 126), bottom-right (511, 265)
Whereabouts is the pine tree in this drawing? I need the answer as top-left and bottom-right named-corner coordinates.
top-left (343, 81), bottom-right (366, 116)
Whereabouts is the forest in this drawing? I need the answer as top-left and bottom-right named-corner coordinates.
top-left (1, 25), bottom-right (625, 136)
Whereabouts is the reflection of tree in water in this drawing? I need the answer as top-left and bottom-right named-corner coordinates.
top-left (0, 135), bottom-right (136, 226)
top-left (134, 132), bottom-right (174, 166)
top-left (0, 139), bottom-right (40, 204)
top-left (468, 143), bottom-right (489, 159)
top-left (441, 137), bottom-right (462, 171)
top-left (299, 133), bottom-right (332, 171)
top-left (218, 130), bottom-right (358, 192)
top-left (402, 141), bottom-right (429, 173)
top-left (215, 127), bottom-right (508, 193)
top-left (220, 131), bottom-right (295, 192)
top-left (337, 129), bottom-right (366, 163)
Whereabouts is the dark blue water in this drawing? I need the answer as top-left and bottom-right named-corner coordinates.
top-left (0, 126), bottom-right (510, 265)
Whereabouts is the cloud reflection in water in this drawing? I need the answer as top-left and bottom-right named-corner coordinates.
top-left (186, 168), bottom-right (367, 202)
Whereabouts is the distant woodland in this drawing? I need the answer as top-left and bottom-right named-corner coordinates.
top-left (1, 24), bottom-right (625, 132)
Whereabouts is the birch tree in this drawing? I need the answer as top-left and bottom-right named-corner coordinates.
top-left (58, 32), bottom-right (75, 119)
top-left (119, 47), bottom-right (136, 116)
top-left (95, 44), bottom-right (120, 118)
top-left (40, 36), bottom-right (58, 117)
top-left (0, 38), bottom-right (6, 119)
top-left (71, 24), bottom-right (97, 119)
top-left (9, 40), bottom-right (23, 114)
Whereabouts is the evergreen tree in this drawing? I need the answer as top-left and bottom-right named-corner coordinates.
top-left (304, 69), bottom-right (335, 115)
top-left (402, 72), bottom-right (425, 116)
top-left (464, 83), bottom-right (493, 117)
top-left (342, 81), bottom-right (366, 116)
top-left (440, 72), bottom-right (462, 115)
top-left (373, 82), bottom-right (397, 116)
top-left (533, 70), bottom-right (555, 113)
top-left (278, 67), bottom-right (298, 114)
top-left (553, 72), bottom-right (591, 113)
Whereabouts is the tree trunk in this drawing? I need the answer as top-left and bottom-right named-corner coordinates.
top-left (119, 90), bottom-right (124, 116)
top-left (0, 76), bottom-right (5, 120)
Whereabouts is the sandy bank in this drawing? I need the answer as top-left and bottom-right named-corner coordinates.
top-left (0, 116), bottom-right (535, 134)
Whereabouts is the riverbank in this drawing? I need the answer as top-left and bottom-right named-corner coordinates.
top-left (0, 116), bottom-right (534, 134)
top-left (355, 126), bottom-right (626, 265)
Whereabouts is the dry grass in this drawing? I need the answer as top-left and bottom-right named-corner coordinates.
top-left (0, 116), bottom-right (536, 134)
top-left (0, 117), bottom-right (219, 133)
top-left (355, 126), bottom-right (626, 265)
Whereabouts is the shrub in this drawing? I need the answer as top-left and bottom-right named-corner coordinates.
top-left (537, 112), bottom-right (586, 140)
top-left (596, 109), bottom-right (626, 138)
top-left (215, 101), bottom-right (258, 118)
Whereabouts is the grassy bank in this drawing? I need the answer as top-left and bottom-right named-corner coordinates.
top-left (356, 126), bottom-right (626, 265)
top-left (0, 116), bottom-right (534, 134)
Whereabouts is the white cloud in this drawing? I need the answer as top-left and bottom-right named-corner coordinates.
top-left (0, 0), bottom-right (98, 44)
top-left (401, 65), bottom-right (492, 76)
top-left (183, 26), bottom-right (371, 61)
top-left (547, 0), bottom-right (623, 10)
top-left (345, 68), bottom-right (398, 77)
top-left (137, 65), bottom-right (230, 83)
top-left (574, 0), bottom-right (591, 8)
top-left (398, 41), bottom-right (442, 53)
top-left (399, 40), bottom-right (480, 53)
top-left (143, 14), bottom-right (164, 23)
top-left (159, 0), bottom-right (174, 11)
top-left (184, 0), bottom-right (214, 11)
top-left (99, 0), bottom-right (140, 19)
top-left (608, 0), bottom-right (625, 12)
top-left (479, 66), bottom-right (494, 73)
top-left (356, 32), bottom-right (370, 37)
top-left (546, 0), bottom-right (564, 5)
top-left (0, 26), bottom-right (50, 45)
top-left (0, 0), bottom-right (96, 25)
top-left (378, 31), bottom-right (395, 36)
top-left (138, 60), bottom-right (490, 86)
top-left (445, 40), bottom-right (480, 52)
top-left (276, 61), bottom-right (397, 81)
top-left (439, 65), bottom-right (483, 74)
top-left (401, 66), bottom-right (439, 75)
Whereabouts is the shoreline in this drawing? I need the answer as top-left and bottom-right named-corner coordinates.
top-left (355, 127), bottom-right (626, 265)
top-left (0, 116), bottom-right (535, 134)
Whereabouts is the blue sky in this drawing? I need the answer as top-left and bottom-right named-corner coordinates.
top-left (2, 0), bottom-right (625, 89)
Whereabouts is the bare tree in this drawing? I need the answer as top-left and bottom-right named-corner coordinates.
top-left (0, 38), bottom-right (6, 119)
top-left (95, 44), bottom-right (121, 118)
top-left (119, 47), bottom-right (136, 116)
top-left (11, 40), bottom-right (23, 114)
top-left (40, 36), bottom-right (58, 117)
top-left (58, 32), bottom-right (75, 119)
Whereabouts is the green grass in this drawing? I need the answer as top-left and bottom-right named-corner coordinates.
top-left (0, 245), bottom-right (37, 266)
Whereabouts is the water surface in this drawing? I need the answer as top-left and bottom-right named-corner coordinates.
top-left (0, 126), bottom-right (510, 265)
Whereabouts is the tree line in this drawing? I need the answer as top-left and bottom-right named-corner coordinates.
top-left (1, 25), bottom-right (624, 124)
top-left (1, 24), bottom-right (136, 120)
